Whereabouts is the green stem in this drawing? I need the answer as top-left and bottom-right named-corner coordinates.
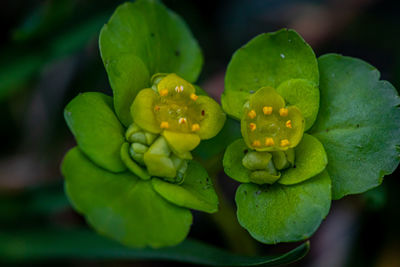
top-left (201, 155), bottom-right (259, 256)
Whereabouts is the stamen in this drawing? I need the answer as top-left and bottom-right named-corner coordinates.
top-left (190, 93), bottom-right (198, 101)
top-left (252, 140), bottom-right (261, 147)
top-left (263, 106), bottom-right (273, 115)
top-left (280, 139), bottom-right (290, 147)
top-left (178, 117), bottom-right (187, 124)
top-left (285, 120), bottom-right (292, 128)
top-left (160, 121), bottom-right (169, 129)
top-left (265, 138), bottom-right (275, 146)
top-left (249, 123), bottom-right (256, 131)
top-left (154, 105), bottom-right (160, 111)
top-left (191, 124), bottom-right (200, 132)
top-left (175, 85), bottom-right (184, 93)
top-left (160, 89), bottom-right (168, 96)
top-left (248, 110), bottom-right (256, 119)
top-left (279, 108), bottom-right (289, 117)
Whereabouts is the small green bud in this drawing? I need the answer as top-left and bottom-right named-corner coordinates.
top-left (242, 151), bottom-right (272, 170)
top-left (132, 143), bottom-right (148, 154)
top-left (130, 132), bottom-right (147, 144)
top-left (145, 132), bottom-right (158, 145)
top-left (125, 123), bottom-right (142, 140)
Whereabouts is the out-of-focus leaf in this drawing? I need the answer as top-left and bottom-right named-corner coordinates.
top-left (12, 0), bottom-right (76, 42)
top-left (0, 228), bottom-right (309, 266)
top-left (0, 184), bottom-right (69, 222)
top-left (0, 54), bottom-right (43, 100)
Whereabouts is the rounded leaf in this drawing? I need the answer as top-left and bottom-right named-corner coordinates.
top-left (152, 161), bottom-right (218, 213)
top-left (279, 134), bottom-right (328, 185)
top-left (64, 92), bottom-right (126, 173)
top-left (236, 171), bottom-right (331, 244)
top-left (310, 54), bottom-right (400, 199)
top-left (276, 79), bottom-right (319, 131)
top-left (223, 139), bottom-right (251, 183)
top-left (62, 147), bottom-right (192, 248)
top-left (100, 0), bottom-right (203, 125)
top-left (222, 29), bottom-right (318, 119)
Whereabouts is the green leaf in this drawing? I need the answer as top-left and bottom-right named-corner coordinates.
top-left (310, 54), bottom-right (400, 199)
top-left (62, 147), bottom-right (192, 248)
top-left (152, 161), bottom-right (218, 213)
top-left (236, 171), bottom-right (331, 244)
top-left (105, 54), bottom-right (150, 126)
top-left (0, 229), bottom-right (309, 266)
top-left (222, 29), bottom-right (318, 119)
top-left (64, 92), bottom-right (126, 172)
top-left (276, 79), bottom-right (319, 131)
top-left (100, 0), bottom-right (203, 126)
top-left (223, 139), bottom-right (251, 183)
top-left (278, 134), bottom-right (328, 185)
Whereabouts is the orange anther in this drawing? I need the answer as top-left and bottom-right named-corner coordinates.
top-left (280, 139), bottom-right (290, 147)
top-left (252, 140), bottom-right (261, 147)
top-left (160, 89), bottom-right (168, 96)
top-left (279, 108), bottom-right (289, 117)
top-left (263, 106), bottom-right (273, 115)
top-left (190, 93), bottom-right (198, 101)
top-left (248, 110), bottom-right (256, 119)
top-left (191, 124), bottom-right (200, 132)
top-left (265, 138), bottom-right (275, 146)
top-left (249, 123), bottom-right (256, 131)
top-left (285, 120), bottom-right (292, 128)
top-left (160, 121), bottom-right (169, 129)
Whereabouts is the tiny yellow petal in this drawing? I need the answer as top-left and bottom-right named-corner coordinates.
top-left (263, 106), bottom-right (273, 115)
top-left (249, 123), bottom-right (256, 131)
top-left (280, 139), bottom-right (290, 147)
top-left (154, 105), bottom-right (160, 111)
top-left (178, 117), bottom-right (187, 124)
top-left (285, 120), bottom-right (292, 128)
top-left (248, 110), bottom-right (256, 119)
top-left (252, 140), bottom-right (261, 147)
top-left (160, 121), bottom-right (169, 129)
top-left (279, 108), bottom-right (288, 117)
top-left (191, 123), bottom-right (200, 132)
top-left (160, 89), bottom-right (168, 96)
top-left (190, 93), bottom-right (198, 101)
top-left (265, 138), bottom-right (274, 146)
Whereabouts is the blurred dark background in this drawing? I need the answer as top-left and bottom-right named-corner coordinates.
top-left (1, 0), bottom-right (399, 266)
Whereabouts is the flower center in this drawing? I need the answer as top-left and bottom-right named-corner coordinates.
top-left (241, 86), bottom-right (305, 151)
